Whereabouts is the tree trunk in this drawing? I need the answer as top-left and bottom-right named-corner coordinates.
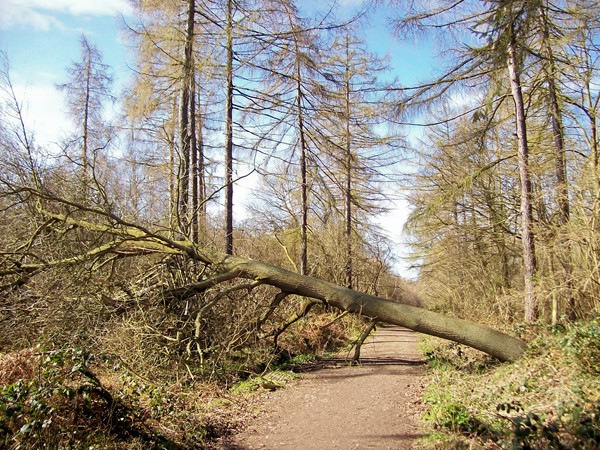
top-left (507, 35), bottom-right (537, 322)
top-left (540, 6), bottom-right (573, 321)
top-left (352, 320), bottom-right (377, 361)
top-left (224, 0), bottom-right (234, 255)
top-left (546, 66), bottom-right (569, 224)
top-left (190, 74), bottom-right (199, 244)
top-left (344, 36), bottom-right (353, 289)
top-left (196, 88), bottom-right (206, 240)
top-left (17, 205), bottom-right (529, 363)
top-left (217, 253), bottom-right (527, 362)
top-left (169, 97), bottom-right (178, 237)
top-left (296, 59), bottom-right (308, 276)
top-left (82, 42), bottom-right (92, 203)
top-left (178, 0), bottom-right (195, 237)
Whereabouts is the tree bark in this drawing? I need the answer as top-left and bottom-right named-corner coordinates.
top-left (169, 97), bottom-right (178, 237)
top-left (196, 88), bottom-right (207, 241)
top-left (217, 252), bottom-right (527, 362)
top-left (507, 34), bottom-right (537, 322)
top-left (296, 58), bottom-right (309, 276)
top-left (224, 0), bottom-right (234, 255)
top-left (82, 42), bottom-right (91, 202)
top-left (344, 35), bottom-right (353, 290)
top-left (539, 6), bottom-right (573, 321)
top-left (178, 0), bottom-right (195, 237)
top-left (190, 74), bottom-right (199, 244)
top-left (352, 320), bottom-right (377, 361)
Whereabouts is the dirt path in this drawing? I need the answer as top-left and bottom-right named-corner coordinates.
top-left (225, 326), bottom-right (427, 449)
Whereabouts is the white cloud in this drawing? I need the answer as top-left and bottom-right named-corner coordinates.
top-left (31, 0), bottom-right (132, 17)
top-left (373, 198), bottom-right (417, 277)
top-left (1, 2), bottom-right (63, 31)
top-left (9, 81), bottom-right (72, 148)
top-left (0, 0), bottom-right (132, 31)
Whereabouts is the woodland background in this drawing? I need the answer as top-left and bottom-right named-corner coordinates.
top-left (1, 0), bottom-right (600, 448)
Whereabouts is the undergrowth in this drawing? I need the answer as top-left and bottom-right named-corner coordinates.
top-left (0, 347), bottom-right (249, 449)
top-left (419, 318), bottom-right (600, 449)
top-left (0, 310), bottom-right (362, 449)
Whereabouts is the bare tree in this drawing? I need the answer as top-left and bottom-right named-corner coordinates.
top-left (57, 35), bottom-right (113, 204)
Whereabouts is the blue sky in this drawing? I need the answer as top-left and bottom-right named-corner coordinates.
top-left (1, 0), bottom-right (133, 146)
top-left (0, 0), bottom-right (434, 276)
top-left (0, 0), bottom-right (435, 146)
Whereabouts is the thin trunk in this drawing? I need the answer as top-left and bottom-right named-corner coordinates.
top-left (178, 0), bottom-right (195, 237)
top-left (541, 7), bottom-right (569, 224)
top-left (593, 112), bottom-right (599, 177)
top-left (507, 35), bottom-right (537, 322)
top-left (345, 141), bottom-right (352, 289)
top-left (541, 5), bottom-right (573, 319)
top-left (82, 47), bottom-right (91, 202)
top-left (197, 90), bottom-right (206, 239)
top-left (225, 0), bottom-right (234, 255)
top-left (280, 0), bottom-right (307, 274)
top-left (296, 61), bottom-right (308, 276)
top-left (352, 320), bottom-right (377, 361)
top-left (169, 97), bottom-right (177, 236)
top-left (344, 40), bottom-right (353, 289)
top-left (593, 113), bottom-right (599, 200)
top-left (587, 84), bottom-right (600, 223)
top-left (547, 64), bottom-right (575, 322)
top-left (190, 72), bottom-right (199, 244)
top-left (547, 75), bottom-right (569, 223)
top-left (486, 139), bottom-right (511, 292)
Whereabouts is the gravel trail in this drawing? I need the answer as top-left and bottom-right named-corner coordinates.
top-left (225, 326), bottom-right (427, 449)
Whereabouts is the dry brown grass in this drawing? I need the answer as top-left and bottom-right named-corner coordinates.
top-left (0, 348), bottom-right (38, 386)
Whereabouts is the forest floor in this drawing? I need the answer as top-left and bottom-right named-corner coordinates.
top-left (223, 326), bottom-right (428, 449)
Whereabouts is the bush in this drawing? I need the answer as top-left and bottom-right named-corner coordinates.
top-left (0, 346), bottom-right (250, 449)
top-left (424, 390), bottom-right (487, 436)
top-left (421, 321), bottom-right (600, 449)
top-left (0, 347), bottom-right (135, 449)
top-left (560, 318), bottom-right (600, 375)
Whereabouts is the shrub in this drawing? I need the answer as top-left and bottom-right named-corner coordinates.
top-left (0, 347), bottom-right (162, 449)
top-left (421, 321), bottom-right (600, 449)
top-left (560, 318), bottom-right (600, 375)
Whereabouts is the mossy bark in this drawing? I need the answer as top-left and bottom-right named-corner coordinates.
top-left (219, 255), bottom-right (527, 362)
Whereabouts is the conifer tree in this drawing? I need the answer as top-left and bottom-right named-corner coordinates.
top-left (57, 35), bottom-right (113, 203)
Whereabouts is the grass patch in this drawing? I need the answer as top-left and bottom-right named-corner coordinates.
top-left (418, 319), bottom-right (600, 449)
top-left (229, 369), bottom-right (300, 396)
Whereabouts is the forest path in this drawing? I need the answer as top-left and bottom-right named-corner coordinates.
top-left (225, 326), bottom-right (427, 449)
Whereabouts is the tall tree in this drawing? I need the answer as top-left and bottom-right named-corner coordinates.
top-left (57, 35), bottom-right (113, 203)
top-left (125, 0), bottom-right (223, 235)
top-left (242, 0), bottom-right (329, 274)
top-left (323, 30), bottom-right (400, 289)
top-left (538, 4), bottom-right (569, 225)
top-left (504, 14), bottom-right (537, 321)
top-left (390, 0), bottom-right (543, 320)
top-left (178, 0), bottom-right (196, 237)
top-left (124, 0), bottom-right (186, 229)
top-left (224, 0), bottom-right (235, 254)
top-left (535, 2), bottom-right (572, 320)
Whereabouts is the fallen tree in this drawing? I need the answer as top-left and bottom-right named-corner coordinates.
top-left (211, 254), bottom-right (527, 362)
top-left (1, 194), bottom-right (527, 362)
